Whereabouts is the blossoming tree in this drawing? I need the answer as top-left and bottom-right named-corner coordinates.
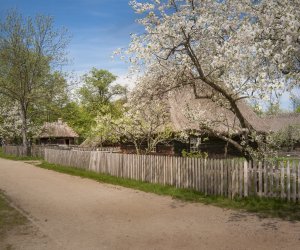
top-left (94, 99), bottom-right (172, 154)
top-left (0, 101), bottom-right (39, 144)
top-left (121, 0), bottom-right (300, 158)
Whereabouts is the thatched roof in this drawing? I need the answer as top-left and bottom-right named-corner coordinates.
top-left (82, 86), bottom-right (300, 147)
top-left (80, 137), bottom-right (101, 148)
top-left (167, 86), bottom-right (269, 134)
top-left (167, 86), bottom-right (300, 135)
top-left (263, 113), bottom-right (300, 132)
top-left (38, 119), bottom-right (79, 139)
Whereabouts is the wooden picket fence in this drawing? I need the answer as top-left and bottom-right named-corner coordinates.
top-left (2, 145), bottom-right (45, 158)
top-left (41, 148), bottom-right (300, 202)
top-left (2, 145), bottom-right (119, 158)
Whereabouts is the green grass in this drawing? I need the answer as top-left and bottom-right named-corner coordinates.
top-left (36, 161), bottom-right (300, 221)
top-left (1, 147), bottom-right (300, 221)
top-left (0, 191), bottom-right (27, 238)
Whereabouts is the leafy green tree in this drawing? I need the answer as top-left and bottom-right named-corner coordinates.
top-left (41, 72), bottom-right (70, 122)
top-left (24, 71), bottom-right (70, 126)
top-left (76, 68), bottom-right (127, 139)
top-left (0, 10), bottom-right (69, 153)
top-left (79, 68), bottom-right (127, 117)
top-left (59, 102), bottom-right (93, 139)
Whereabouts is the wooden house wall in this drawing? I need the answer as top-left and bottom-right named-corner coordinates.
top-left (38, 137), bottom-right (76, 145)
top-left (294, 142), bottom-right (300, 151)
top-left (120, 142), bottom-right (178, 156)
top-left (120, 136), bottom-right (243, 158)
top-left (197, 137), bottom-right (242, 158)
top-left (120, 141), bottom-right (189, 156)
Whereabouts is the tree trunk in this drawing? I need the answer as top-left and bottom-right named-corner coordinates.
top-left (183, 38), bottom-right (256, 156)
top-left (133, 141), bottom-right (140, 155)
top-left (224, 141), bottom-right (229, 158)
top-left (20, 104), bottom-right (30, 156)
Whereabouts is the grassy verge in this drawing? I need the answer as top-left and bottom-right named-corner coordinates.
top-left (37, 161), bottom-right (300, 221)
top-left (0, 191), bottom-right (27, 238)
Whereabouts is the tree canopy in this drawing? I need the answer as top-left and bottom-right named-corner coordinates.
top-left (93, 99), bottom-right (172, 154)
top-left (120, 0), bottom-right (300, 158)
top-left (0, 10), bottom-right (69, 151)
top-left (79, 68), bottom-right (127, 116)
top-left (75, 68), bottom-right (128, 138)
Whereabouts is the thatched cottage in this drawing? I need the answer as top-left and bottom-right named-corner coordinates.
top-left (160, 87), bottom-right (265, 156)
top-left (168, 87), bottom-right (300, 156)
top-left (118, 86), bottom-right (266, 156)
top-left (83, 85), bottom-right (300, 157)
top-left (36, 119), bottom-right (79, 146)
top-left (121, 86), bottom-right (300, 157)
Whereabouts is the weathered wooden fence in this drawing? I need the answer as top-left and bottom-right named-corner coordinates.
top-left (2, 145), bottom-right (45, 158)
top-left (2, 145), bottom-right (119, 158)
top-left (3, 145), bottom-right (300, 201)
top-left (45, 148), bottom-right (91, 169)
top-left (42, 148), bottom-right (300, 202)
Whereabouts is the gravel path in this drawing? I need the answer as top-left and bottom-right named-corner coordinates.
top-left (0, 158), bottom-right (300, 250)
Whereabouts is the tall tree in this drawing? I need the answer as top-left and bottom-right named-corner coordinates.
top-left (59, 102), bottom-right (94, 139)
top-left (78, 68), bottom-right (127, 138)
top-left (79, 68), bottom-right (127, 116)
top-left (0, 10), bottom-right (69, 153)
top-left (35, 71), bottom-right (70, 122)
top-left (121, 0), bottom-right (300, 158)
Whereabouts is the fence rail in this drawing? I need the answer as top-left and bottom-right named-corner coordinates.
top-left (3, 146), bottom-right (300, 202)
top-left (2, 145), bottom-right (119, 157)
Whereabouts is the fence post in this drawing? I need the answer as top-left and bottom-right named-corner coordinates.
top-left (281, 163), bottom-right (285, 200)
top-left (287, 161), bottom-right (291, 202)
top-left (298, 162), bottom-right (300, 202)
top-left (244, 161), bottom-right (248, 197)
top-left (231, 160), bottom-right (235, 199)
top-left (292, 161), bottom-right (296, 202)
top-left (258, 162), bottom-right (263, 197)
top-left (263, 163), bottom-right (268, 197)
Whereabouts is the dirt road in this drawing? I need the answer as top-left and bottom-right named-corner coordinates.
top-left (0, 158), bottom-right (300, 250)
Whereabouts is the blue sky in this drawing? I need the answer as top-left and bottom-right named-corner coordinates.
top-left (0, 0), bottom-right (140, 85)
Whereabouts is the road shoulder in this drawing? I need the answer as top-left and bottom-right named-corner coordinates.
top-left (0, 191), bottom-right (58, 250)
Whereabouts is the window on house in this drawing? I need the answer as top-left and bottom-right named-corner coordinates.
top-left (190, 137), bottom-right (201, 152)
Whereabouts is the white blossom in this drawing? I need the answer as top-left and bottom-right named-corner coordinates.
top-left (117, 0), bottom-right (300, 158)
top-left (0, 102), bottom-right (40, 143)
